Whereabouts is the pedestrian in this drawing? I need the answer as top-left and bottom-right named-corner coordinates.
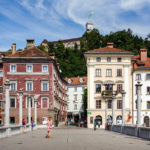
top-left (31, 120), bottom-right (34, 131)
top-left (22, 119), bottom-right (26, 133)
top-left (94, 119), bottom-right (97, 131)
top-left (98, 120), bottom-right (101, 128)
top-left (46, 117), bottom-right (53, 138)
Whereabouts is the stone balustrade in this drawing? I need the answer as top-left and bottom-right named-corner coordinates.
top-left (108, 125), bottom-right (150, 140)
top-left (0, 124), bottom-right (35, 139)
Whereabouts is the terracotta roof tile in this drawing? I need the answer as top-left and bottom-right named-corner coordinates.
top-left (85, 46), bottom-right (133, 54)
top-left (65, 76), bottom-right (87, 85)
top-left (7, 46), bottom-right (50, 58)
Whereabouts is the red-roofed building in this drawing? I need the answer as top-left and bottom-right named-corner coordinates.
top-left (0, 40), bottom-right (67, 126)
top-left (65, 76), bottom-right (87, 124)
top-left (132, 48), bottom-right (150, 127)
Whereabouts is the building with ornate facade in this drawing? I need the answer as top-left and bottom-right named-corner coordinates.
top-left (132, 49), bottom-right (150, 127)
top-left (65, 76), bottom-right (87, 124)
top-left (0, 40), bottom-right (67, 125)
top-left (84, 43), bottom-right (134, 128)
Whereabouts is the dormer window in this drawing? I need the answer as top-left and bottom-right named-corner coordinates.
top-left (79, 78), bottom-right (83, 83)
top-left (96, 57), bottom-right (101, 62)
top-left (68, 79), bottom-right (72, 84)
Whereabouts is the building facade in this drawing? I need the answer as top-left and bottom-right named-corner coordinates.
top-left (132, 49), bottom-right (150, 127)
top-left (65, 76), bottom-right (87, 124)
top-left (84, 43), bottom-right (134, 128)
top-left (0, 40), bottom-right (67, 125)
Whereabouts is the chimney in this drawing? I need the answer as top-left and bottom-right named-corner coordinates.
top-left (26, 39), bottom-right (34, 49)
top-left (12, 43), bottom-right (16, 54)
top-left (107, 42), bottom-right (114, 48)
top-left (49, 53), bottom-right (55, 59)
top-left (140, 48), bottom-right (147, 61)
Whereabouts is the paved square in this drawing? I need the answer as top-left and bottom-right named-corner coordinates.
top-left (0, 127), bottom-right (150, 150)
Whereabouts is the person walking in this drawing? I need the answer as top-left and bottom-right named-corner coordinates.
top-left (94, 119), bottom-right (97, 131)
top-left (22, 119), bottom-right (26, 133)
top-left (46, 117), bottom-right (53, 138)
top-left (31, 120), bottom-right (34, 131)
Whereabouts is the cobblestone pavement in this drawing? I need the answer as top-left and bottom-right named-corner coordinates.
top-left (0, 126), bottom-right (150, 150)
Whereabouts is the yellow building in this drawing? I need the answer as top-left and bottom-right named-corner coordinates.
top-left (84, 43), bottom-right (134, 128)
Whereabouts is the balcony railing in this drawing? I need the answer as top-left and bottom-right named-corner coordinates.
top-left (102, 90), bottom-right (118, 97)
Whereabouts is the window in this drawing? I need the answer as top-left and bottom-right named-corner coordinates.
top-left (107, 57), bottom-right (111, 62)
top-left (108, 100), bottom-right (112, 109)
top-left (117, 100), bottom-right (122, 109)
top-left (42, 82), bottom-right (49, 91)
top-left (26, 81), bottom-right (33, 91)
top-left (96, 69), bottom-right (101, 77)
top-left (10, 98), bottom-right (15, 108)
top-left (10, 82), bottom-right (17, 91)
top-left (96, 100), bottom-right (101, 109)
top-left (42, 65), bottom-right (48, 72)
top-left (96, 57), bottom-right (101, 62)
top-left (147, 101), bottom-right (150, 109)
top-left (42, 97), bottom-right (48, 108)
top-left (90, 117), bottom-right (93, 124)
top-left (147, 87), bottom-right (150, 95)
top-left (74, 104), bottom-right (77, 110)
top-left (26, 65), bottom-right (32, 72)
top-left (117, 69), bottom-right (122, 77)
top-left (74, 87), bottom-right (77, 92)
top-left (0, 71), bottom-right (3, 76)
top-left (105, 84), bottom-right (113, 91)
top-left (146, 74), bottom-right (150, 80)
top-left (10, 117), bottom-right (15, 124)
top-left (10, 64), bottom-right (16, 72)
top-left (117, 84), bottom-right (122, 93)
top-left (117, 58), bottom-right (122, 62)
top-left (106, 69), bottom-right (112, 77)
top-left (74, 95), bottom-right (77, 101)
top-left (136, 74), bottom-right (141, 80)
top-left (96, 84), bottom-right (101, 93)
top-left (0, 87), bottom-right (3, 93)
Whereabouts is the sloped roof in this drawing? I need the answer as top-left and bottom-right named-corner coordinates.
top-left (7, 46), bottom-right (50, 58)
top-left (85, 46), bottom-right (134, 55)
top-left (65, 76), bottom-right (87, 85)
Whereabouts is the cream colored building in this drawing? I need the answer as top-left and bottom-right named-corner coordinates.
top-left (84, 43), bottom-right (134, 128)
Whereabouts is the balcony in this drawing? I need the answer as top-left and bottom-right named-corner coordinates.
top-left (102, 90), bottom-right (118, 98)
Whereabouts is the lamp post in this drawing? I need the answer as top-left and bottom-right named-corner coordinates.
top-left (121, 90), bottom-right (126, 125)
top-left (18, 89), bottom-right (23, 125)
top-left (4, 80), bottom-right (10, 127)
top-left (136, 81), bottom-right (142, 127)
top-left (105, 100), bottom-right (108, 124)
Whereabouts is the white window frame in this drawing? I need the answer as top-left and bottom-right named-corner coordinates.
top-left (26, 97), bottom-right (34, 108)
top-left (42, 65), bottom-right (48, 72)
top-left (26, 81), bottom-right (33, 91)
top-left (10, 97), bottom-right (16, 108)
top-left (136, 74), bottom-right (141, 80)
top-left (26, 64), bottom-right (33, 73)
top-left (41, 97), bottom-right (49, 108)
top-left (106, 69), bottom-right (112, 77)
top-left (10, 64), bottom-right (16, 72)
top-left (96, 69), bottom-right (101, 77)
top-left (0, 70), bottom-right (3, 77)
top-left (10, 81), bottom-right (17, 91)
top-left (41, 81), bottom-right (49, 91)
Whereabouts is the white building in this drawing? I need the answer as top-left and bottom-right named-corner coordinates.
top-left (65, 76), bottom-right (87, 124)
top-left (132, 49), bottom-right (150, 127)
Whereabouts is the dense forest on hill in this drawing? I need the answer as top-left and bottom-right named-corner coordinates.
top-left (38, 28), bottom-right (150, 78)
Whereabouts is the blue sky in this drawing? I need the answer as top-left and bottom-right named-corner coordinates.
top-left (0, 0), bottom-right (150, 51)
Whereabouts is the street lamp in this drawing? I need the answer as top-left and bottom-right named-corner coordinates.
top-left (121, 90), bottom-right (126, 126)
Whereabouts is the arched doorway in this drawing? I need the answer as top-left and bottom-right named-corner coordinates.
top-left (144, 116), bottom-right (150, 127)
top-left (116, 115), bottom-right (122, 125)
top-left (107, 115), bottom-right (112, 124)
top-left (96, 115), bottom-right (102, 125)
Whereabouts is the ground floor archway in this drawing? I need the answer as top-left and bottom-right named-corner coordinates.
top-left (116, 115), bottom-right (122, 125)
top-left (96, 115), bottom-right (102, 125)
top-left (144, 116), bottom-right (149, 127)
